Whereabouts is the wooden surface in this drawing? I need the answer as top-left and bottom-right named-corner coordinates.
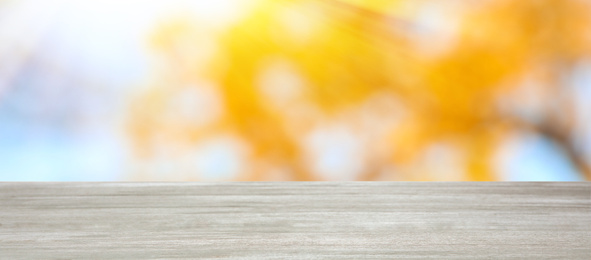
top-left (0, 182), bottom-right (589, 259)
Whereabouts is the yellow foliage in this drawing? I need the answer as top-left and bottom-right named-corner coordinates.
top-left (128, 0), bottom-right (591, 181)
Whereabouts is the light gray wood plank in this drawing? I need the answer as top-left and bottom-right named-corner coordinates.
top-left (0, 182), bottom-right (589, 259)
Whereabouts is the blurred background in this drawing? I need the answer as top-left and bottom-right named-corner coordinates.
top-left (0, 0), bottom-right (590, 181)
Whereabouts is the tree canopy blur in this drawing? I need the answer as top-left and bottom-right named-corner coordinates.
top-left (128, 0), bottom-right (591, 181)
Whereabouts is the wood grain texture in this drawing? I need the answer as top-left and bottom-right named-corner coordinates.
top-left (0, 182), bottom-right (589, 259)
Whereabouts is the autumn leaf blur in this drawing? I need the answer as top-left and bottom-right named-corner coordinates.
top-left (1, 0), bottom-right (590, 181)
top-left (124, 0), bottom-right (591, 181)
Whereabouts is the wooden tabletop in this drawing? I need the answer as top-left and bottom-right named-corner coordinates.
top-left (1, 182), bottom-right (589, 259)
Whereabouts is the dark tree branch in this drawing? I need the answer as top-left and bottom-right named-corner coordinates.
top-left (508, 117), bottom-right (591, 180)
top-left (534, 122), bottom-right (591, 181)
